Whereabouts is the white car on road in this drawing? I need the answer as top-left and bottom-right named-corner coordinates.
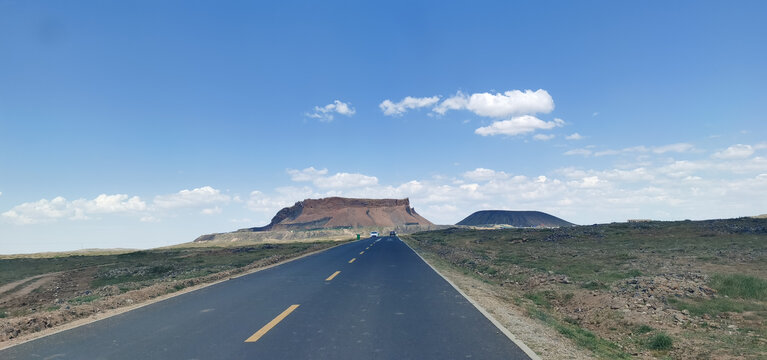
top-left (370, 231), bottom-right (379, 238)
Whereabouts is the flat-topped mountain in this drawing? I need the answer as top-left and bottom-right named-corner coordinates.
top-left (456, 210), bottom-right (574, 228)
top-left (243, 197), bottom-right (433, 232)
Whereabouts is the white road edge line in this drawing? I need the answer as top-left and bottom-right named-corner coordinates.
top-left (399, 236), bottom-right (542, 360)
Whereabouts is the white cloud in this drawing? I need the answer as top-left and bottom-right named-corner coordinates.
top-left (313, 173), bottom-right (378, 189)
top-left (306, 100), bottom-right (356, 122)
top-left (712, 144), bottom-right (755, 159)
top-left (475, 116), bottom-right (564, 136)
top-left (463, 168), bottom-right (510, 181)
top-left (2, 194), bottom-right (147, 225)
top-left (533, 134), bottom-right (555, 141)
top-left (201, 206), bottom-right (222, 215)
top-left (564, 148), bottom-right (592, 156)
top-left (432, 92), bottom-right (469, 115)
top-left (287, 167), bottom-right (378, 189)
top-left (287, 167), bottom-right (328, 182)
top-left (379, 96), bottom-right (440, 116)
top-left (153, 186), bottom-right (230, 209)
top-left (652, 143), bottom-right (695, 154)
top-left (77, 194), bottom-right (146, 214)
top-left (434, 89), bottom-right (554, 117)
top-left (566, 133), bottom-right (583, 140)
top-left (575, 143), bottom-right (695, 157)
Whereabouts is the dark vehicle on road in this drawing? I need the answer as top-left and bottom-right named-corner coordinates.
top-left (389, 231), bottom-right (396, 236)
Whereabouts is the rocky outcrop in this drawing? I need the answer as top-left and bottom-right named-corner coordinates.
top-left (243, 197), bottom-right (432, 232)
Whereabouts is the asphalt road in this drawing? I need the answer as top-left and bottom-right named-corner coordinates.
top-left (0, 236), bottom-right (532, 359)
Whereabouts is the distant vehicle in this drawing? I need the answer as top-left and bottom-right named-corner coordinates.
top-left (389, 231), bottom-right (396, 236)
top-left (370, 231), bottom-right (379, 238)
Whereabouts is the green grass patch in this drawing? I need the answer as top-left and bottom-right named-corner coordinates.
top-left (636, 324), bottom-right (654, 334)
top-left (647, 332), bottom-right (673, 350)
top-left (45, 305), bottom-right (61, 312)
top-left (525, 290), bottom-right (555, 308)
top-left (581, 280), bottom-right (609, 290)
top-left (709, 273), bottom-right (767, 301)
top-left (668, 297), bottom-right (767, 317)
top-left (68, 294), bottom-right (101, 305)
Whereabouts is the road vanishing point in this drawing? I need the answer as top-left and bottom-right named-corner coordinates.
top-left (0, 236), bottom-right (533, 359)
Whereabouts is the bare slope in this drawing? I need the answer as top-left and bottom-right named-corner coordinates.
top-left (456, 210), bottom-right (574, 228)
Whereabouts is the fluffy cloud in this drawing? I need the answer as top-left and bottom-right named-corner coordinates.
top-left (566, 133), bottom-right (584, 140)
top-left (434, 89), bottom-right (554, 117)
top-left (306, 100), bottom-right (356, 122)
top-left (379, 96), bottom-right (440, 116)
top-left (713, 144), bottom-right (755, 159)
top-left (652, 143), bottom-right (695, 154)
top-left (79, 194), bottom-right (146, 214)
top-left (533, 134), bottom-right (555, 141)
top-left (2, 186), bottom-right (234, 225)
top-left (287, 167), bottom-right (328, 182)
top-left (463, 168), bottom-right (510, 181)
top-left (313, 173), bottom-right (378, 189)
top-left (475, 116), bottom-right (564, 136)
top-left (286, 167), bottom-right (378, 189)
top-left (2, 194), bottom-right (147, 225)
top-left (153, 186), bottom-right (231, 209)
top-left (564, 148), bottom-right (593, 156)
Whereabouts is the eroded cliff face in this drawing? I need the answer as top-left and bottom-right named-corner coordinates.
top-left (245, 197), bottom-right (432, 231)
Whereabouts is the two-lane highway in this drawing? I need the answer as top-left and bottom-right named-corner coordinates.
top-left (0, 236), bottom-right (533, 359)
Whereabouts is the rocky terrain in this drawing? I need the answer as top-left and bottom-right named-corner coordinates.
top-left (195, 197), bottom-right (433, 242)
top-left (404, 218), bottom-right (767, 359)
top-left (456, 210), bottom-right (574, 227)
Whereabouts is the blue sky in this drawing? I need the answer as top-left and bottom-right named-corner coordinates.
top-left (1, 1), bottom-right (766, 253)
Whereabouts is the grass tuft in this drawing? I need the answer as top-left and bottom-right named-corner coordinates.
top-left (709, 273), bottom-right (767, 301)
top-left (636, 324), bottom-right (654, 334)
top-left (68, 294), bottom-right (101, 305)
top-left (648, 332), bottom-right (673, 350)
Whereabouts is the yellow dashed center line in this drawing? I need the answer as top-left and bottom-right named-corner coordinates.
top-left (359, 251), bottom-right (365, 255)
top-left (325, 270), bottom-right (341, 281)
top-left (245, 304), bottom-right (300, 343)
top-left (348, 258), bottom-right (356, 263)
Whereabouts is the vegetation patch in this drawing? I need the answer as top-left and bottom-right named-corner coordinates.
top-left (527, 306), bottom-right (631, 359)
top-left (647, 332), bottom-right (673, 350)
top-left (636, 324), bottom-right (654, 334)
top-left (668, 297), bottom-right (767, 317)
top-left (68, 294), bottom-right (101, 305)
top-left (709, 273), bottom-right (767, 301)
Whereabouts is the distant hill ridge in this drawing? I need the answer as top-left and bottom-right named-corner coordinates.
top-left (456, 210), bottom-right (574, 228)
top-left (243, 197), bottom-right (433, 232)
